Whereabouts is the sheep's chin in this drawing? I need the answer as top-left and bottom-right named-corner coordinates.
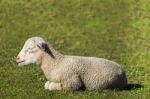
top-left (18, 61), bottom-right (30, 66)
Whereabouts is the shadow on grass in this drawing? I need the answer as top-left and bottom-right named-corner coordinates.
top-left (124, 84), bottom-right (143, 90)
top-left (74, 84), bottom-right (143, 91)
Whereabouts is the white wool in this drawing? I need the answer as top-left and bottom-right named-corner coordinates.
top-left (17, 37), bottom-right (128, 90)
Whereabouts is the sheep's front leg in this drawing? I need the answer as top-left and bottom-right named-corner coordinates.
top-left (49, 82), bottom-right (62, 90)
top-left (44, 75), bottom-right (83, 90)
top-left (44, 81), bottom-right (50, 90)
top-left (44, 81), bottom-right (62, 90)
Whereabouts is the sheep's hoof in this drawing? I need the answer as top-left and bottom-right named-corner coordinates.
top-left (48, 82), bottom-right (62, 91)
top-left (44, 81), bottom-right (50, 89)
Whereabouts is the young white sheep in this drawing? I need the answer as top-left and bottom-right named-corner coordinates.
top-left (16, 37), bottom-right (128, 90)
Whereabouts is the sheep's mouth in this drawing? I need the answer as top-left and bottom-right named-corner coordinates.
top-left (17, 60), bottom-right (25, 64)
top-left (17, 61), bottom-right (26, 66)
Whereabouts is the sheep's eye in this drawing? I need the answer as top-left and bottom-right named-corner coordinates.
top-left (24, 46), bottom-right (37, 53)
top-left (25, 48), bottom-right (32, 52)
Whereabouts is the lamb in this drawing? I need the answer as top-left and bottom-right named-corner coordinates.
top-left (16, 37), bottom-right (128, 90)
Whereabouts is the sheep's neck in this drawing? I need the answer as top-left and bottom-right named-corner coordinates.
top-left (48, 45), bottom-right (64, 59)
top-left (41, 52), bottom-right (64, 69)
top-left (42, 53), bottom-right (54, 67)
top-left (41, 45), bottom-right (64, 76)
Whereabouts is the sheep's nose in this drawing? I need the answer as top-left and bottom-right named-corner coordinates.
top-left (16, 56), bottom-right (20, 61)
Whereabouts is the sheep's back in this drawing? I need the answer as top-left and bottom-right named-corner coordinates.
top-left (65, 56), bottom-right (127, 89)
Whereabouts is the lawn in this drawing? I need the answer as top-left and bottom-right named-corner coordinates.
top-left (0, 0), bottom-right (150, 99)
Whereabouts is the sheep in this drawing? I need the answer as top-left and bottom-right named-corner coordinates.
top-left (16, 37), bottom-right (128, 90)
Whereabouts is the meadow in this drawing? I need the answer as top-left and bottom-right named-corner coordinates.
top-left (0, 0), bottom-right (150, 99)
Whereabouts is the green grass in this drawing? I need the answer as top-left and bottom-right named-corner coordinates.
top-left (0, 0), bottom-right (150, 99)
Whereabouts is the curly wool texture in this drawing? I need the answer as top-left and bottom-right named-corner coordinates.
top-left (36, 38), bottom-right (128, 90)
top-left (18, 37), bottom-right (127, 90)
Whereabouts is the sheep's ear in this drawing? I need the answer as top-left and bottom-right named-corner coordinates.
top-left (37, 43), bottom-right (55, 59)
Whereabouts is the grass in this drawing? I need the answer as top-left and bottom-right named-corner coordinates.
top-left (0, 0), bottom-right (150, 99)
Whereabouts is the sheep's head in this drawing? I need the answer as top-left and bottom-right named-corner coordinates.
top-left (16, 37), bottom-right (54, 66)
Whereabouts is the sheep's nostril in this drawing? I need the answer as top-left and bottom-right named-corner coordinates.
top-left (16, 56), bottom-right (20, 61)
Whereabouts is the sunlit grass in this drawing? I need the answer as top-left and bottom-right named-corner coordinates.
top-left (0, 0), bottom-right (150, 99)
